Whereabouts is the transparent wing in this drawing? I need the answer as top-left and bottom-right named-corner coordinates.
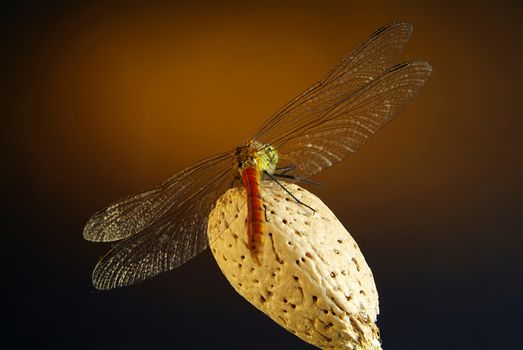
top-left (254, 22), bottom-right (413, 144)
top-left (91, 154), bottom-right (235, 290)
top-left (265, 61), bottom-right (432, 178)
top-left (83, 152), bottom-right (232, 242)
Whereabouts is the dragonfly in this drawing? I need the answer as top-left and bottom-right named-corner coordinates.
top-left (84, 22), bottom-right (431, 290)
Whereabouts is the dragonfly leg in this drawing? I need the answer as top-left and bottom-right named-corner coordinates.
top-left (275, 164), bottom-right (296, 175)
top-left (273, 173), bottom-right (324, 189)
top-left (263, 170), bottom-right (315, 213)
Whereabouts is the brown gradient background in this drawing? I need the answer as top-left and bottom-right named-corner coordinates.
top-left (4, 1), bottom-right (522, 349)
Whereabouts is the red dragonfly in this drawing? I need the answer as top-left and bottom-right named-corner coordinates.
top-left (84, 22), bottom-right (431, 290)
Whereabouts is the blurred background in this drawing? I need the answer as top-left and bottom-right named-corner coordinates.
top-left (3, 1), bottom-right (522, 349)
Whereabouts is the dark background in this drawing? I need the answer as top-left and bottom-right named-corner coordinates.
top-left (4, 1), bottom-right (522, 349)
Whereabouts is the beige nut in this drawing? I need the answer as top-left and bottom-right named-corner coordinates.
top-left (208, 181), bottom-right (381, 350)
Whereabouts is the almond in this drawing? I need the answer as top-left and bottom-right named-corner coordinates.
top-left (208, 181), bottom-right (381, 349)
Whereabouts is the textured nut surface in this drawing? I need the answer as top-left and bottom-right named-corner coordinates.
top-left (208, 182), bottom-right (381, 350)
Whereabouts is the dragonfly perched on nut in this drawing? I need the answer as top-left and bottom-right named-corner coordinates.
top-left (84, 22), bottom-right (431, 290)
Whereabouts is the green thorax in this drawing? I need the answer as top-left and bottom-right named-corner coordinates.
top-left (253, 143), bottom-right (279, 174)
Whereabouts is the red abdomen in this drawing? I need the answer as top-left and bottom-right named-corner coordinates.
top-left (241, 166), bottom-right (264, 262)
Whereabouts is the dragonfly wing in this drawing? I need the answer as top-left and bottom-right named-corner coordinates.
top-left (254, 22), bottom-right (413, 144)
top-left (271, 61), bottom-right (432, 178)
top-left (91, 156), bottom-right (235, 290)
top-left (83, 152), bottom-right (232, 242)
